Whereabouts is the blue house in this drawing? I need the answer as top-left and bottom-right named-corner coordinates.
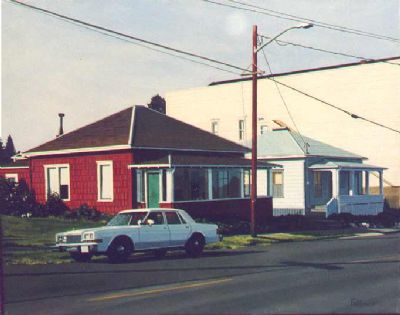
top-left (254, 127), bottom-right (386, 218)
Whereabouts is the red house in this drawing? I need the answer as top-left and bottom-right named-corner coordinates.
top-left (1, 106), bottom-right (275, 222)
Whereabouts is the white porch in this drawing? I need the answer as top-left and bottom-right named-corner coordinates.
top-left (309, 161), bottom-right (386, 218)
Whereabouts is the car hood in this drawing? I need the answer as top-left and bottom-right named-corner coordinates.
top-left (60, 225), bottom-right (139, 235)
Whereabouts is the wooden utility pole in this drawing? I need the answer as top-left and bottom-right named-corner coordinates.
top-left (250, 25), bottom-right (258, 237)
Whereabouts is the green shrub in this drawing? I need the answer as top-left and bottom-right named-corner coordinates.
top-left (0, 178), bottom-right (37, 216)
top-left (45, 193), bottom-right (68, 217)
top-left (69, 204), bottom-right (102, 221)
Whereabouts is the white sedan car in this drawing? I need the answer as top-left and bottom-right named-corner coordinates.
top-left (55, 208), bottom-right (221, 263)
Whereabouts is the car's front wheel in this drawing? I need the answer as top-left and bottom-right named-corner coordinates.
top-left (70, 252), bottom-right (93, 262)
top-left (107, 237), bottom-right (134, 263)
top-left (185, 234), bottom-right (205, 257)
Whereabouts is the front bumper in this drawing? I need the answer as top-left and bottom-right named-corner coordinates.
top-left (53, 242), bottom-right (99, 253)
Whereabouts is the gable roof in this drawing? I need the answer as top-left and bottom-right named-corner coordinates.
top-left (25, 106), bottom-right (247, 156)
top-left (256, 129), bottom-right (364, 159)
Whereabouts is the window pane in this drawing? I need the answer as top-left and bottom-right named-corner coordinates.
top-left (273, 171), bottom-right (284, 198)
top-left (212, 169), bottom-right (241, 199)
top-left (243, 170), bottom-right (250, 197)
top-left (146, 212), bottom-right (164, 225)
top-left (100, 164), bottom-right (113, 200)
top-left (165, 212), bottom-right (181, 224)
top-left (59, 167), bottom-right (69, 199)
top-left (161, 170), bottom-right (167, 202)
top-left (47, 167), bottom-right (59, 195)
top-left (174, 168), bottom-right (208, 201)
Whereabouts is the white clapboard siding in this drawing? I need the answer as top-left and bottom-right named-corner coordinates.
top-left (270, 160), bottom-right (305, 209)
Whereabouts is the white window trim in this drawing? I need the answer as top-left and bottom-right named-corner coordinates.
top-left (97, 161), bottom-right (114, 202)
top-left (5, 173), bottom-right (18, 183)
top-left (43, 164), bottom-right (70, 201)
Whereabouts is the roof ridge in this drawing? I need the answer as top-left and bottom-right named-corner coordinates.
top-left (25, 106), bottom-right (133, 153)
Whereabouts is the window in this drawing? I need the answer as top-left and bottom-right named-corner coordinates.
top-left (136, 170), bottom-right (145, 202)
top-left (161, 170), bottom-right (167, 202)
top-left (45, 165), bottom-right (70, 200)
top-left (211, 120), bottom-right (219, 135)
top-left (272, 170), bottom-right (284, 198)
top-left (260, 125), bottom-right (269, 135)
top-left (243, 169), bottom-right (250, 197)
top-left (174, 168), bottom-right (208, 201)
top-left (5, 174), bottom-right (18, 183)
top-left (238, 119), bottom-right (245, 140)
top-left (212, 169), bottom-right (241, 199)
top-left (314, 172), bottom-right (322, 197)
top-left (165, 211), bottom-right (182, 225)
top-left (145, 211), bottom-right (164, 225)
top-left (354, 171), bottom-right (363, 195)
top-left (97, 161), bottom-right (113, 201)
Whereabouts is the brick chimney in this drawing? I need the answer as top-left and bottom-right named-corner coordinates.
top-left (57, 113), bottom-right (65, 137)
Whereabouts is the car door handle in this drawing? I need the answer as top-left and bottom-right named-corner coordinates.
top-left (185, 226), bottom-right (189, 229)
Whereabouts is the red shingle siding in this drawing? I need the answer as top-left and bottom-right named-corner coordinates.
top-left (0, 167), bottom-right (31, 186)
top-left (31, 150), bottom-right (134, 214)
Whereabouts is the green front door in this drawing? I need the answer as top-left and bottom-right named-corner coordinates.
top-left (147, 172), bottom-right (160, 208)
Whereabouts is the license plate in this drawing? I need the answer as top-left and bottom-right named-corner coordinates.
top-left (81, 245), bottom-right (89, 253)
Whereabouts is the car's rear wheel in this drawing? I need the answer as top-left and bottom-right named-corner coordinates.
top-left (70, 252), bottom-right (93, 262)
top-left (107, 237), bottom-right (133, 263)
top-left (185, 234), bottom-right (205, 257)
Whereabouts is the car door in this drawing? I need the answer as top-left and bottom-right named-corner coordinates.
top-left (165, 211), bottom-right (191, 247)
top-left (138, 211), bottom-right (170, 249)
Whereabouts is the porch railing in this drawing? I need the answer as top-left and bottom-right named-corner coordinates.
top-left (326, 197), bottom-right (338, 218)
top-left (338, 194), bottom-right (384, 216)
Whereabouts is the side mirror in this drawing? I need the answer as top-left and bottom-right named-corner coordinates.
top-left (137, 219), bottom-right (142, 226)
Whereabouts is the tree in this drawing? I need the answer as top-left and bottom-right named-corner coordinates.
top-left (147, 94), bottom-right (166, 114)
top-left (0, 136), bottom-right (17, 163)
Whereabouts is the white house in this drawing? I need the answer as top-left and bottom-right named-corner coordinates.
top-left (166, 57), bottom-right (400, 209)
top-left (254, 127), bottom-right (385, 217)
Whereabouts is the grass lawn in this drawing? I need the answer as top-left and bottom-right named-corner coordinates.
top-left (1, 215), bottom-right (103, 265)
top-left (1, 215), bottom-right (359, 265)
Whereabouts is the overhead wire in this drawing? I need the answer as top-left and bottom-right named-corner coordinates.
top-left (6, 0), bottom-right (249, 76)
top-left (201, 0), bottom-right (400, 43)
top-left (260, 49), bottom-right (310, 152)
top-left (6, 0), bottom-right (399, 135)
top-left (265, 77), bottom-right (400, 135)
top-left (259, 35), bottom-right (400, 67)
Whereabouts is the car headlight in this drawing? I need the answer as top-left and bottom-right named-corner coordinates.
top-left (82, 232), bottom-right (95, 241)
top-left (56, 234), bottom-right (64, 243)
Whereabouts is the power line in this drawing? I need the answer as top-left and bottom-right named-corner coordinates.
top-left (226, 0), bottom-right (400, 42)
top-left (201, 0), bottom-right (400, 43)
top-left (6, 0), bottom-right (250, 75)
top-left (260, 49), bottom-right (309, 152)
top-left (259, 35), bottom-right (400, 67)
top-left (267, 77), bottom-right (400, 135)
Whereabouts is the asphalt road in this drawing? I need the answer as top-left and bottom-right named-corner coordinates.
top-left (4, 233), bottom-right (400, 315)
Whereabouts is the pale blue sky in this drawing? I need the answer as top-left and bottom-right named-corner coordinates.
top-left (2, 0), bottom-right (399, 151)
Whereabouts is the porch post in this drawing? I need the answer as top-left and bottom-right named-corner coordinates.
top-left (365, 171), bottom-right (370, 195)
top-left (331, 170), bottom-right (338, 198)
top-left (379, 170), bottom-right (384, 195)
top-left (166, 169), bottom-right (174, 202)
top-left (240, 169), bottom-right (245, 198)
top-left (349, 170), bottom-right (355, 196)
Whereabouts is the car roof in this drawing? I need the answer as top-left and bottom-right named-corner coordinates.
top-left (118, 208), bottom-right (182, 214)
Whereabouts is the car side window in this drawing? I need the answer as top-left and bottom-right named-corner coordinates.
top-left (177, 213), bottom-right (186, 224)
top-left (165, 212), bottom-right (181, 225)
top-left (146, 212), bottom-right (164, 225)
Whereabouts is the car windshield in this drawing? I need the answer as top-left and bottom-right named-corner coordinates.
top-left (107, 212), bottom-right (147, 226)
